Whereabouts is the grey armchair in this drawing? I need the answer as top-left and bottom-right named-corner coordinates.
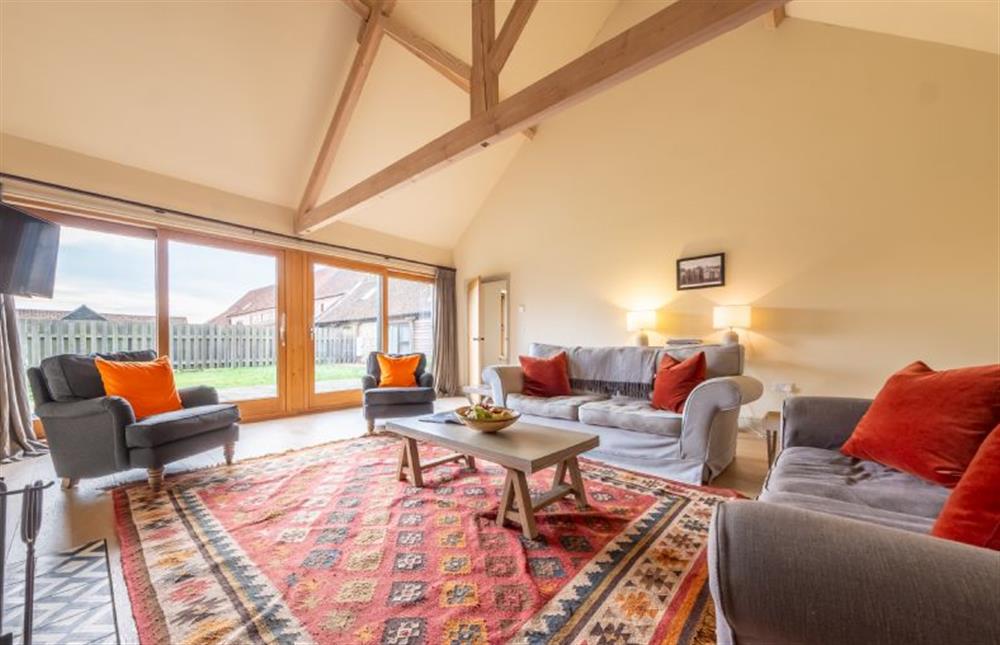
top-left (361, 352), bottom-right (435, 433)
top-left (28, 350), bottom-right (240, 492)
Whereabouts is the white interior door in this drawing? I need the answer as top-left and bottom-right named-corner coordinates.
top-left (467, 277), bottom-right (481, 385)
top-left (479, 279), bottom-right (509, 368)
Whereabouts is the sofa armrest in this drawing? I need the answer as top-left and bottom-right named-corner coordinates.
top-left (361, 374), bottom-right (378, 391)
top-left (782, 396), bottom-right (871, 450)
top-left (35, 396), bottom-right (135, 477)
top-left (418, 372), bottom-right (434, 389)
top-left (178, 385), bottom-right (219, 408)
top-left (708, 501), bottom-right (1000, 645)
top-left (679, 376), bottom-right (763, 476)
top-left (481, 365), bottom-right (524, 406)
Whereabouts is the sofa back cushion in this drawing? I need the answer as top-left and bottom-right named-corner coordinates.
top-left (40, 350), bottom-right (158, 402)
top-left (529, 342), bottom-right (743, 399)
top-left (841, 361), bottom-right (1000, 487)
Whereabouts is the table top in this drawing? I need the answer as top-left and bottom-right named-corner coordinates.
top-left (386, 417), bottom-right (599, 474)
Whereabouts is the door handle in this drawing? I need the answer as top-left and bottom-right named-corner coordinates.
top-left (472, 337), bottom-right (485, 341)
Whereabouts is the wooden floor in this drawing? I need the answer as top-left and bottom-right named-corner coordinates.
top-left (1, 399), bottom-right (767, 642)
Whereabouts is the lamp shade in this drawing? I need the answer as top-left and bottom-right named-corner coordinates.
top-left (713, 305), bottom-right (751, 330)
top-left (626, 310), bottom-right (656, 332)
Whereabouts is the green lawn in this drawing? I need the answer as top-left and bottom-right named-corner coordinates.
top-left (173, 364), bottom-right (366, 389)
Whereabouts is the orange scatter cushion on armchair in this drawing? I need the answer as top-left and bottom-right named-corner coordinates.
top-left (841, 361), bottom-right (1000, 487)
top-left (94, 355), bottom-right (183, 419)
top-left (519, 352), bottom-right (572, 397)
top-left (932, 426), bottom-right (1000, 550)
top-left (376, 353), bottom-right (421, 387)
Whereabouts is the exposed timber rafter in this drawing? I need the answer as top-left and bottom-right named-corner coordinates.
top-left (763, 6), bottom-right (785, 29)
top-left (297, 0), bottom-right (389, 215)
top-left (491, 0), bottom-right (538, 73)
top-left (297, 0), bottom-right (785, 235)
top-left (471, 0), bottom-right (498, 116)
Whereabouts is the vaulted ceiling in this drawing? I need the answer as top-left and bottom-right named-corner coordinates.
top-left (1, 1), bottom-right (996, 250)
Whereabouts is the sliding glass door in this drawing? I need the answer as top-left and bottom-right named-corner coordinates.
top-left (308, 260), bottom-right (382, 407)
top-left (168, 236), bottom-right (284, 417)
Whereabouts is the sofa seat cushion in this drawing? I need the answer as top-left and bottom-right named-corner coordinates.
top-left (506, 393), bottom-right (607, 421)
top-left (760, 446), bottom-right (949, 532)
top-left (364, 386), bottom-right (435, 406)
top-left (579, 398), bottom-right (682, 437)
top-left (126, 404), bottom-right (240, 449)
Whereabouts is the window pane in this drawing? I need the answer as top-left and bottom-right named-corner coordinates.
top-left (15, 225), bottom-right (156, 405)
top-left (169, 241), bottom-right (278, 402)
top-left (313, 265), bottom-right (381, 393)
top-left (387, 277), bottom-right (434, 364)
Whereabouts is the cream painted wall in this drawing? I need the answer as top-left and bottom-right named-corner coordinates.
top-left (0, 134), bottom-right (452, 267)
top-left (455, 14), bottom-right (1000, 415)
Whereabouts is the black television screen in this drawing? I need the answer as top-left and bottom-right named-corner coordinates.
top-left (0, 203), bottom-right (60, 298)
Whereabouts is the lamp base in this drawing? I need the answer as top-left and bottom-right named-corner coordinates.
top-left (721, 329), bottom-right (739, 345)
top-left (635, 331), bottom-right (649, 347)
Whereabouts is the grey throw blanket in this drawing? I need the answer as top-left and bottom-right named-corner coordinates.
top-left (530, 343), bottom-right (660, 399)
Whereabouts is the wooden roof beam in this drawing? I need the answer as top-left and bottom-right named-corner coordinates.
top-left (491, 0), bottom-right (538, 73)
top-left (471, 0), bottom-right (498, 116)
top-left (297, 0), bottom-right (784, 234)
top-left (298, 0), bottom-right (387, 215)
top-left (763, 6), bottom-right (785, 29)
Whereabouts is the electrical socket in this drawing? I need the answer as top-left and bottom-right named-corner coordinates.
top-left (773, 382), bottom-right (796, 395)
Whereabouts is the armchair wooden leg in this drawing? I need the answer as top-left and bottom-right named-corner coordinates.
top-left (147, 467), bottom-right (164, 492)
top-left (61, 478), bottom-right (79, 490)
top-left (366, 419), bottom-right (375, 434)
top-left (224, 440), bottom-right (236, 465)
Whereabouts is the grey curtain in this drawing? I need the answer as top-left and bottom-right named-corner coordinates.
top-left (431, 268), bottom-right (460, 396)
top-left (0, 295), bottom-right (44, 462)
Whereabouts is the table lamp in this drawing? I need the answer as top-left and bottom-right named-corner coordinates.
top-left (713, 305), bottom-right (751, 344)
top-left (626, 310), bottom-right (656, 346)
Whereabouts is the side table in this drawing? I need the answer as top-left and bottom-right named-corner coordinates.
top-left (762, 411), bottom-right (780, 467)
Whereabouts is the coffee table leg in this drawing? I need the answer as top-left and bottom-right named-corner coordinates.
top-left (552, 460), bottom-right (567, 488)
top-left (566, 457), bottom-right (588, 510)
top-left (496, 470), bottom-right (514, 529)
top-left (464, 455), bottom-right (477, 470)
top-left (510, 470), bottom-right (538, 539)
top-left (401, 438), bottom-right (424, 487)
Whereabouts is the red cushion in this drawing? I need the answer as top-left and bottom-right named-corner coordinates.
top-left (651, 352), bottom-right (706, 413)
top-left (519, 352), bottom-right (572, 397)
top-left (932, 426), bottom-right (1000, 550)
top-left (841, 361), bottom-right (1000, 487)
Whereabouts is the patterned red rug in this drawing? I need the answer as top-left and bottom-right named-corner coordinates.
top-left (114, 435), bottom-right (741, 644)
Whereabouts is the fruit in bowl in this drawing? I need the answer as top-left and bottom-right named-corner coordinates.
top-left (456, 404), bottom-right (520, 433)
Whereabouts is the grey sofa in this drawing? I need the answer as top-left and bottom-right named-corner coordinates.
top-left (362, 352), bottom-right (435, 433)
top-left (482, 343), bottom-right (763, 484)
top-left (708, 396), bottom-right (1000, 645)
top-left (29, 350), bottom-right (240, 492)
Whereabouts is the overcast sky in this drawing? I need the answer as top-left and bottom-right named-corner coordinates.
top-left (15, 225), bottom-right (275, 324)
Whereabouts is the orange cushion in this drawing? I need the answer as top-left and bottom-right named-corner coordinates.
top-left (932, 425), bottom-right (1000, 550)
top-left (841, 361), bottom-right (1000, 487)
top-left (94, 356), bottom-right (183, 420)
top-left (651, 352), bottom-right (707, 413)
top-left (377, 354), bottom-right (421, 387)
top-left (519, 352), bottom-right (572, 397)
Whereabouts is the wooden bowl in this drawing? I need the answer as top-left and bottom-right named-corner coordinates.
top-left (455, 406), bottom-right (520, 433)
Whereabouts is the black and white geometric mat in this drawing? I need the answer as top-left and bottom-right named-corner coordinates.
top-left (3, 540), bottom-right (119, 644)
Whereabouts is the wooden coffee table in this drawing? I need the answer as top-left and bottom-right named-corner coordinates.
top-left (386, 417), bottom-right (599, 539)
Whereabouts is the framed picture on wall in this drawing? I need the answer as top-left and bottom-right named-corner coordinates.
top-left (677, 253), bottom-right (725, 290)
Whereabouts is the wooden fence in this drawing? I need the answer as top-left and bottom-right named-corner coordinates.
top-left (17, 319), bottom-right (359, 370)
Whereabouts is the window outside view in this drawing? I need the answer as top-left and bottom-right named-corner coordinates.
top-left (168, 240), bottom-right (278, 402)
top-left (15, 225), bottom-right (156, 404)
top-left (312, 265), bottom-right (382, 393)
